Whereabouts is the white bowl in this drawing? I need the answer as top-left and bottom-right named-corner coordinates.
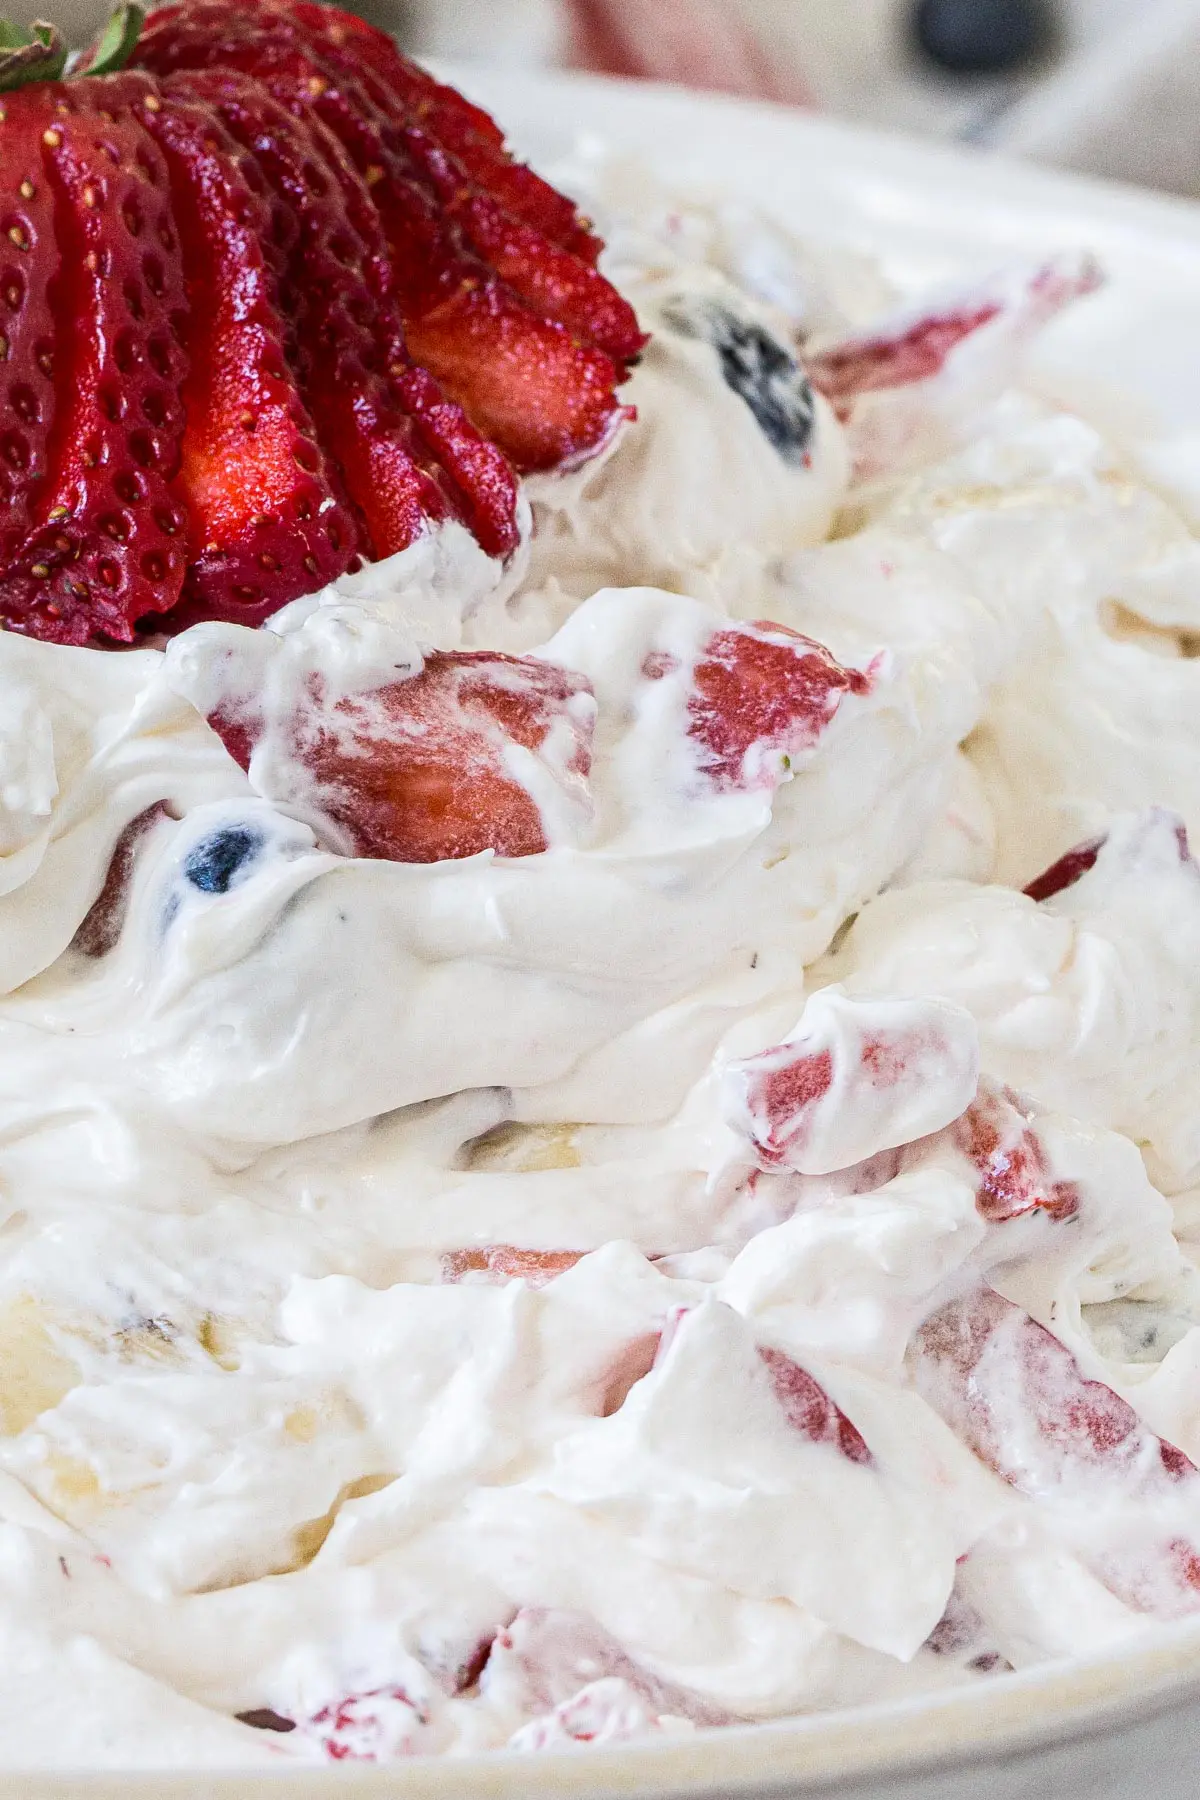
top-left (13, 68), bottom-right (1200, 1800)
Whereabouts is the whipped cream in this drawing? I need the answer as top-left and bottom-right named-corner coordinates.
top-left (1, 153), bottom-right (1200, 1771)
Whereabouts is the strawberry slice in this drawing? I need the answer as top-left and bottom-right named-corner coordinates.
top-left (287, 1), bottom-right (603, 262)
top-left (121, 71), bottom-right (359, 624)
top-left (131, 15), bottom-right (635, 471)
top-left (169, 67), bottom-right (520, 562)
top-left (954, 1083), bottom-right (1080, 1224)
top-left (163, 69), bottom-right (449, 560)
top-left (200, 3), bottom-right (641, 356)
top-left (207, 647), bottom-right (596, 864)
top-left (913, 1288), bottom-right (1200, 1615)
top-left (0, 90), bottom-right (61, 570)
top-left (440, 1248), bottom-right (586, 1287)
top-left (757, 1345), bottom-right (872, 1464)
top-left (0, 82), bottom-right (190, 642)
top-left (140, 0), bottom-right (604, 263)
top-left (684, 620), bottom-right (876, 792)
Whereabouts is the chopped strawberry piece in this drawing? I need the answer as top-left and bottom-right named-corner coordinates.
top-left (729, 1046), bottom-right (834, 1169)
top-left (0, 83), bottom-right (190, 642)
top-left (758, 1345), bottom-right (872, 1464)
top-left (440, 1247), bottom-right (586, 1286)
top-left (115, 72), bottom-right (360, 626)
top-left (482, 1609), bottom-right (734, 1729)
top-left (687, 621), bottom-right (875, 792)
top-left (925, 1586), bottom-right (1010, 1674)
top-left (808, 301), bottom-right (1003, 421)
top-left (808, 256), bottom-right (1103, 422)
top-left (913, 1288), bottom-right (1200, 1614)
top-left (955, 1084), bottom-right (1080, 1224)
top-left (1024, 834), bottom-right (1108, 903)
top-left (294, 1686), bottom-right (428, 1762)
top-left (210, 648), bottom-right (595, 864)
top-left (914, 1288), bottom-right (1192, 1489)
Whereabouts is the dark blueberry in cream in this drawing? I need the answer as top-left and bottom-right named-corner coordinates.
top-left (663, 297), bottom-right (815, 467)
top-left (183, 826), bottom-right (263, 895)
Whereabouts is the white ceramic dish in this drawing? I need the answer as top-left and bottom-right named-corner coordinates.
top-left (12, 67), bottom-right (1200, 1800)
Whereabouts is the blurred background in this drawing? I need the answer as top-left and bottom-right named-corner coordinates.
top-left (37, 0), bottom-right (1200, 198)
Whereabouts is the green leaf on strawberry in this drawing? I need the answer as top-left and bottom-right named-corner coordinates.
top-left (86, 3), bottom-right (146, 75)
top-left (0, 18), bottom-right (67, 91)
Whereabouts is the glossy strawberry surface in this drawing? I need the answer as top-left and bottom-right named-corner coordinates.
top-left (0, 83), bottom-right (190, 641)
top-left (0, 0), bottom-right (640, 639)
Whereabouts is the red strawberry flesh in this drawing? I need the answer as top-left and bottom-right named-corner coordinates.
top-left (955, 1084), bottom-right (1080, 1224)
top-left (913, 1287), bottom-right (1200, 1614)
top-left (0, 90), bottom-right (61, 568)
top-left (1024, 834), bottom-right (1107, 903)
top-left (758, 1344), bottom-right (872, 1464)
top-left (210, 649), bottom-right (595, 864)
top-left (0, 83), bottom-right (190, 642)
top-left (440, 1247), bottom-right (586, 1286)
top-left (127, 72), bottom-right (360, 625)
top-left (685, 621), bottom-right (875, 792)
top-left (130, 10), bottom-right (637, 472)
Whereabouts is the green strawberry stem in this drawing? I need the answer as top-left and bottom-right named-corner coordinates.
top-left (84, 2), bottom-right (145, 74)
top-left (0, 1), bottom-right (142, 90)
top-left (0, 20), bottom-right (66, 89)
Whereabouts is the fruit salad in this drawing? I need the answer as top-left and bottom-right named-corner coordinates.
top-left (3, 0), bottom-right (1200, 1768)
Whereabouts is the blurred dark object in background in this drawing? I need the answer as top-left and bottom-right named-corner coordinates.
top-left (913, 0), bottom-right (1054, 74)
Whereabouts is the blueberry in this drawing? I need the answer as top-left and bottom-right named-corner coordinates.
top-left (913, 0), bottom-right (1052, 74)
top-left (183, 826), bottom-right (263, 895)
top-left (663, 297), bottom-right (815, 467)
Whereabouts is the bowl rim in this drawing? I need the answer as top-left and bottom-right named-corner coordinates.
top-left (8, 1618), bottom-right (1200, 1795)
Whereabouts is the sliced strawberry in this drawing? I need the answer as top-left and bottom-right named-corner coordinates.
top-left (210, 648), bottom-right (596, 864)
top-left (163, 70), bottom-right (449, 559)
top-left (913, 1288), bottom-right (1200, 1614)
top-left (0, 82), bottom-right (189, 643)
top-left (440, 1247), bottom-right (586, 1286)
top-left (402, 288), bottom-right (630, 474)
top-left (387, 360), bottom-right (520, 560)
top-left (118, 72), bottom-right (360, 625)
top-left (757, 1345), bottom-right (872, 1464)
top-left (140, 0), bottom-right (604, 263)
top-left (287, 0), bottom-right (604, 262)
top-left (169, 68), bottom-right (521, 562)
top-left (0, 89), bottom-right (61, 569)
top-left (685, 620), bottom-right (876, 792)
top-left (132, 17), bottom-right (635, 471)
top-left (954, 1083), bottom-right (1080, 1224)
